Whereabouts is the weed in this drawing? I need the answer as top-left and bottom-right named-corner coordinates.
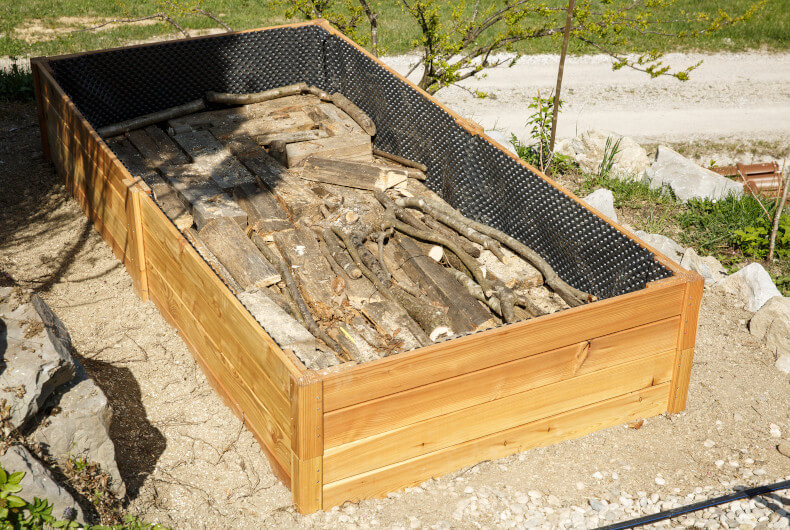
top-left (0, 60), bottom-right (34, 103)
top-left (598, 136), bottom-right (623, 179)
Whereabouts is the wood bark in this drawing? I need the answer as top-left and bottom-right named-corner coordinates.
top-left (328, 93), bottom-right (376, 136)
top-left (206, 83), bottom-right (308, 105)
top-left (97, 99), bottom-right (206, 137)
top-left (285, 134), bottom-right (372, 167)
top-left (372, 147), bottom-right (427, 173)
top-left (301, 157), bottom-right (408, 191)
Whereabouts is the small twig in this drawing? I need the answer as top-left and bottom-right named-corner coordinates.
top-left (768, 167), bottom-right (789, 261)
top-left (375, 230), bottom-right (392, 283)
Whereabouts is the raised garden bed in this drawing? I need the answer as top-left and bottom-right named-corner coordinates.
top-left (31, 20), bottom-right (704, 514)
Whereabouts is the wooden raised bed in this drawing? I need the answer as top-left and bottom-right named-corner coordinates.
top-left (32, 20), bottom-right (703, 514)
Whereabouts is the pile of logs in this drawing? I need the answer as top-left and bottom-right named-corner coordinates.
top-left (104, 83), bottom-right (591, 369)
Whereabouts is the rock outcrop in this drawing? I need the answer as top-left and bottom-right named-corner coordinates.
top-left (750, 296), bottom-right (790, 372)
top-left (715, 263), bottom-right (782, 312)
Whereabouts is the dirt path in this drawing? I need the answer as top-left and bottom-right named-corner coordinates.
top-left (385, 51), bottom-right (790, 144)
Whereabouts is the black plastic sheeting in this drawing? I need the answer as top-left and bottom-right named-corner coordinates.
top-left (48, 24), bottom-right (672, 299)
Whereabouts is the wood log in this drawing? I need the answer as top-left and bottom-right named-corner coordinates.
top-left (250, 232), bottom-right (351, 363)
top-left (372, 147), bottom-right (428, 173)
top-left (127, 126), bottom-right (189, 166)
top-left (321, 228), bottom-right (362, 279)
top-left (182, 227), bottom-right (243, 294)
top-left (159, 165), bottom-right (247, 229)
top-left (265, 284), bottom-right (302, 322)
top-left (311, 102), bottom-right (366, 136)
top-left (97, 99), bottom-right (206, 137)
top-left (392, 235), bottom-right (493, 333)
top-left (272, 227), bottom-right (337, 307)
top-left (301, 157), bottom-right (408, 191)
top-left (198, 218), bottom-right (281, 289)
top-left (422, 215), bottom-right (481, 258)
top-left (361, 301), bottom-right (422, 353)
top-left (305, 85), bottom-right (332, 101)
top-left (167, 107), bottom-right (248, 134)
top-left (285, 134), bottom-right (372, 167)
top-left (212, 110), bottom-right (317, 142)
top-left (232, 182), bottom-right (293, 235)
top-left (256, 129), bottom-right (327, 146)
top-left (171, 129), bottom-right (256, 190)
top-left (206, 83), bottom-right (308, 105)
top-left (328, 93), bottom-right (376, 136)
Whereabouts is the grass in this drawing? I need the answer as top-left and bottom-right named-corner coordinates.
top-left (0, 60), bottom-right (34, 102)
top-left (0, 0), bottom-right (788, 59)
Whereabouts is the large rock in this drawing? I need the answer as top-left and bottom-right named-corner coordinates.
top-left (642, 146), bottom-right (744, 202)
top-left (0, 294), bottom-right (76, 429)
top-left (32, 362), bottom-right (126, 498)
top-left (582, 188), bottom-right (618, 222)
top-left (716, 262), bottom-right (781, 312)
top-left (634, 231), bottom-right (685, 263)
top-left (679, 248), bottom-right (727, 284)
top-left (554, 129), bottom-right (649, 179)
top-left (750, 296), bottom-right (790, 363)
top-left (0, 445), bottom-right (84, 523)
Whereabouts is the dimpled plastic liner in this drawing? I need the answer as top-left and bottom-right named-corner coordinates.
top-left (49, 24), bottom-right (672, 300)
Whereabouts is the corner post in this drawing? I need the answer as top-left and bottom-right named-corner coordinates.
top-left (668, 273), bottom-right (704, 413)
top-left (30, 59), bottom-right (52, 162)
top-left (290, 372), bottom-right (323, 514)
top-left (123, 179), bottom-right (149, 302)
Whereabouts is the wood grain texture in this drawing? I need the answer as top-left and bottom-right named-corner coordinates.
top-left (669, 273), bottom-right (705, 412)
top-left (323, 352), bottom-right (672, 482)
top-left (291, 455), bottom-right (322, 514)
top-left (324, 316), bottom-right (679, 448)
top-left (322, 278), bottom-right (686, 412)
top-left (323, 383), bottom-right (669, 507)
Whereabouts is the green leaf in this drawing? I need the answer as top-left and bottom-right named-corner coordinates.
top-left (6, 495), bottom-right (26, 508)
top-left (0, 467), bottom-right (7, 485)
top-left (3, 483), bottom-right (21, 493)
top-left (7, 472), bottom-right (24, 485)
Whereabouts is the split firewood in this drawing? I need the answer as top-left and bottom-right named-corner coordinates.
top-left (301, 157), bottom-right (408, 191)
top-left (392, 235), bottom-right (494, 333)
top-left (250, 232), bottom-right (353, 362)
top-left (212, 110), bottom-right (317, 143)
top-left (256, 129), bottom-right (327, 146)
top-left (127, 126), bottom-right (190, 167)
top-left (199, 218), bottom-right (281, 290)
top-left (168, 107), bottom-right (248, 134)
top-left (372, 147), bottom-right (428, 173)
top-left (360, 302), bottom-right (422, 353)
top-left (182, 227), bottom-right (243, 294)
top-left (238, 290), bottom-right (339, 370)
top-left (311, 102), bottom-right (366, 136)
top-left (159, 165), bottom-right (247, 229)
top-left (206, 83), bottom-right (308, 105)
top-left (328, 93), bottom-right (376, 136)
top-left (331, 226), bottom-right (441, 345)
top-left (97, 99), bottom-right (206, 137)
top-left (272, 227), bottom-right (337, 306)
top-left (232, 182), bottom-right (293, 235)
top-left (285, 133), bottom-right (372, 167)
top-left (395, 186), bottom-right (592, 307)
top-left (171, 129), bottom-right (257, 190)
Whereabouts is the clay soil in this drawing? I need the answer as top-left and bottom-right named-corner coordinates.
top-left (1, 101), bottom-right (788, 528)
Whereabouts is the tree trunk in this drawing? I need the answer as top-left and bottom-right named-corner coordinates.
top-left (549, 0), bottom-right (577, 159)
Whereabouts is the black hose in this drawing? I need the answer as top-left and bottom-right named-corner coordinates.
top-left (597, 479), bottom-right (790, 530)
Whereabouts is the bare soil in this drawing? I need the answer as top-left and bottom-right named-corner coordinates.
top-left (1, 99), bottom-right (788, 528)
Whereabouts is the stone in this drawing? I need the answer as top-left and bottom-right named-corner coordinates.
top-left (0, 445), bottom-right (84, 523)
top-left (749, 296), bottom-right (790, 359)
top-left (0, 296), bottom-right (76, 429)
top-left (716, 263), bottom-right (781, 312)
top-left (554, 129), bottom-right (649, 179)
top-left (31, 362), bottom-right (125, 498)
top-left (589, 499), bottom-right (606, 512)
top-left (776, 355), bottom-right (790, 374)
top-left (642, 146), bottom-right (743, 202)
top-left (582, 189), bottom-right (618, 222)
top-left (680, 248), bottom-right (727, 284)
top-left (484, 130), bottom-right (517, 155)
top-left (777, 440), bottom-right (790, 458)
top-left (635, 231), bottom-right (685, 262)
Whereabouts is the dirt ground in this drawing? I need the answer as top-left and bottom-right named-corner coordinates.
top-left (1, 93), bottom-right (788, 528)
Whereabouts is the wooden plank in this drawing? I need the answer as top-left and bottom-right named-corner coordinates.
top-left (322, 278), bottom-right (686, 411)
top-left (125, 180), bottom-right (149, 301)
top-left (31, 61), bottom-right (51, 161)
top-left (301, 157), bottom-right (408, 191)
top-left (669, 274), bottom-right (704, 412)
top-left (127, 126), bottom-right (189, 166)
top-left (147, 267), bottom-right (293, 473)
top-left (159, 165), bottom-right (247, 229)
top-left (323, 351), bottom-right (672, 481)
top-left (233, 182), bottom-right (293, 234)
top-left (285, 134), bottom-right (372, 167)
top-left (140, 195), bottom-right (300, 390)
top-left (290, 373), bottom-right (324, 514)
top-left (323, 316), bottom-right (679, 448)
top-left (258, 129), bottom-right (327, 146)
top-left (291, 455), bottom-right (322, 514)
top-left (172, 129), bottom-right (257, 189)
top-left (323, 383), bottom-right (669, 508)
top-left (198, 218), bottom-right (281, 289)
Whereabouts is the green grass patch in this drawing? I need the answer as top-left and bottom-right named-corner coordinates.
top-left (1, 0), bottom-right (787, 58)
top-left (0, 60), bottom-right (34, 102)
